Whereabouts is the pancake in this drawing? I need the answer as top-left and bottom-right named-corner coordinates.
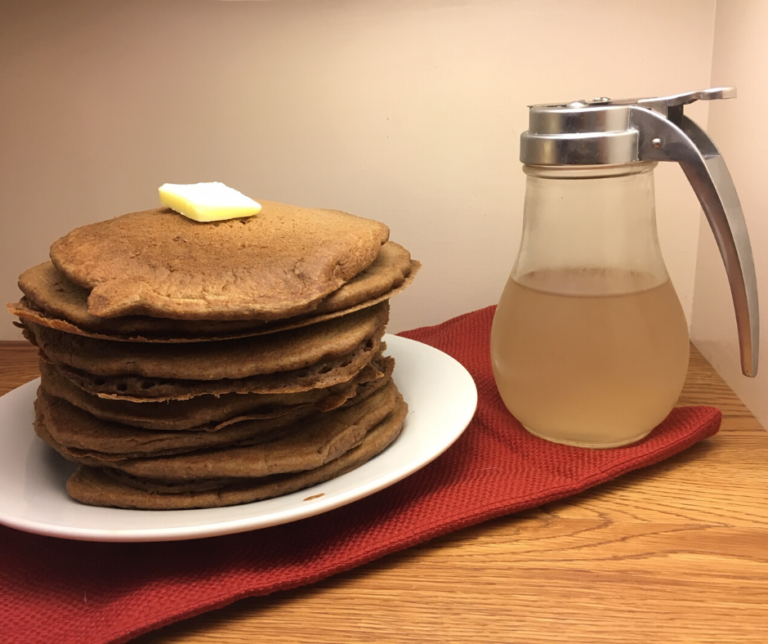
top-left (10, 242), bottom-right (418, 342)
top-left (23, 301), bottom-right (388, 380)
top-left (34, 389), bottom-right (314, 460)
top-left (46, 337), bottom-right (387, 402)
top-left (62, 380), bottom-right (400, 480)
top-left (65, 397), bottom-right (408, 509)
top-left (38, 356), bottom-right (392, 430)
top-left (34, 363), bottom-right (396, 460)
top-left (49, 202), bottom-right (390, 320)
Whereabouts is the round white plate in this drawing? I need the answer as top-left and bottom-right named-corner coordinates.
top-left (0, 335), bottom-right (477, 542)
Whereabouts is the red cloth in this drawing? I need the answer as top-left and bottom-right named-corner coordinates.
top-left (0, 306), bottom-right (720, 644)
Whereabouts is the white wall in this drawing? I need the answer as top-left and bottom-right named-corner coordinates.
top-left (691, 0), bottom-right (768, 428)
top-left (1, 0), bottom-right (716, 339)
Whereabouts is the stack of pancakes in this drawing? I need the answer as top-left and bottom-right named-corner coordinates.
top-left (8, 201), bottom-right (419, 509)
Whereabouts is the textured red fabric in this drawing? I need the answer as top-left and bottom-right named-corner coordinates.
top-left (0, 305), bottom-right (720, 644)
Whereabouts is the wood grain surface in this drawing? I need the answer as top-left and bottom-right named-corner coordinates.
top-left (1, 341), bottom-right (766, 643)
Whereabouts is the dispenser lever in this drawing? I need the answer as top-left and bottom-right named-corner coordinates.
top-left (631, 105), bottom-right (759, 376)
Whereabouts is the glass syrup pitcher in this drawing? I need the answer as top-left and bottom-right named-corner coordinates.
top-left (490, 88), bottom-right (759, 448)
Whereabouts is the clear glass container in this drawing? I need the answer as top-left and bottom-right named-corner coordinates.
top-left (490, 162), bottom-right (690, 448)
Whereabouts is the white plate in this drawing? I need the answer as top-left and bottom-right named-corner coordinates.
top-left (0, 335), bottom-right (477, 542)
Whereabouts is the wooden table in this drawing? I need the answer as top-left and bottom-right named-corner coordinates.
top-left (1, 341), bottom-right (766, 643)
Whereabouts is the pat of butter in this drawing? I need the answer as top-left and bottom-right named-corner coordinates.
top-left (158, 182), bottom-right (262, 222)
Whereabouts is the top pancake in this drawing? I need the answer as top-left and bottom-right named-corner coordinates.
top-left (49, 201), bottom-right (390, 321)
top-left (11, 242), bottom-right (418, 342)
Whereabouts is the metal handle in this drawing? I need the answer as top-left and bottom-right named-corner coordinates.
top-left (631, 105), bottom-right (759, 376)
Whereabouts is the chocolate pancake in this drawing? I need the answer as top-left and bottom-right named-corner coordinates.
top-left (35, 362), bottom-right (391, 464)
top-left (46, 338), bottom-right (388, 402)
top-left (64, 380), bottom-right (400, 480)
top-left (10, 242), bottom-right (418, 342)
top-left (34, 390), bottom-right (315, 460)
top-left (49, 202), bottom-right (390, 320)
top-left (65, 397), bottom-right (408, 509)
top-left (23, 302), bottom-right (388, 380)
top-left (38, 357), bottom-right (391, 430)
top-left (34, 365), bottom-right (396, 460)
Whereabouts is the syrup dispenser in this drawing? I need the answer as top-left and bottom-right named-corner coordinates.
top-left (490, 88), bottom-right (759, 448)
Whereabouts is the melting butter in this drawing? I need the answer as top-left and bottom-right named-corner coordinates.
top-left (159, 182), bottom-right (262, 222)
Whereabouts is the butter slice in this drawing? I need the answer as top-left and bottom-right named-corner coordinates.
top-left (159, 182), bottom-right (262, 222)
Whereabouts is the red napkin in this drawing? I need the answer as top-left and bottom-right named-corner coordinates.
top-left (0, 306), bottom-right (720, 644)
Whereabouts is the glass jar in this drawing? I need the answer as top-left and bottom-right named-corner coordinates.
top-left (490, 162), bottom-right (690, 448)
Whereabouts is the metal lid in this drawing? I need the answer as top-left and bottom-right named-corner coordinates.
top-left (520, 88), bottom-right (736, 165)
